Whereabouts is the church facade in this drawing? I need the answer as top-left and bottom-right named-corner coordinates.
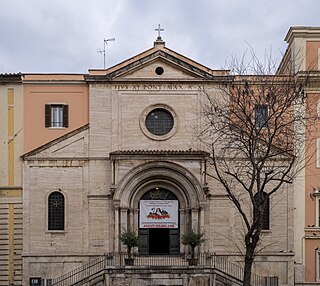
top-left (2, 26), bottom-right (320, 286)
top-left (21, 37), bottom-right (295, 286)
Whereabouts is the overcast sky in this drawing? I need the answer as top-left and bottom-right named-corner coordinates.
top-left (0, 0), bottom-right (319, 74)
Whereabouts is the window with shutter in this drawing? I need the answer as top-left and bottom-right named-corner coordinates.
top-left (45, 104), bottom-right (51, 127)
top-left (63, 105), bottom-right (69, 127)
top-left (51, 105), bottom-right (63, 127)
top-left (45, 104), bottom-right (69, 128)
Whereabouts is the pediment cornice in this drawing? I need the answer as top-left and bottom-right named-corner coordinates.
top-left (86, 46), bottom-right (228, 82)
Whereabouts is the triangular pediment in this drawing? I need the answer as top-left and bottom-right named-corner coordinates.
top-left (87, 42), bottom-right (228, 82)
top-left (22, 124), bottom-right (89, 159)
top-left (119, 57), bottom-right (203, 80)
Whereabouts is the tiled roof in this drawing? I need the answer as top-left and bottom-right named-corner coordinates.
top-left (0, 73), bottom-right (22, 76)
top-left (0, 73), bottom-right (22, 83)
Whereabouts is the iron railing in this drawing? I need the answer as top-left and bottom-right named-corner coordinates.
top-left (50, 252), bottom-right (278, 286)
top-left (50, 255), bottom-right (106, 286)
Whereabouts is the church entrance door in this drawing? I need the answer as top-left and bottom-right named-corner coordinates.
top-left (139, 188), bottom-right (180, 255)
top-left (149, 228), bottom-right (169, 254)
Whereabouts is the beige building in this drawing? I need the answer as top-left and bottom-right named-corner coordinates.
top-left (22, 37), bottom-right (294, 286)
top-left (0, 74), bottom-right (23, 285)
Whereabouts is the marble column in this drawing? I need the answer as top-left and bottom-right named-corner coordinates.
top-left (191, 208), bottom-right (199, 231)
top-left (120, 208), bottom-right (128, 252)
top-left (128, 209), bottom-right (134, 230)
top-left (199, 207), bottom-right (205, 252)
top-left (133, 209), bottom-right (139, 233)
top-left (180, 209), bottom-right (186, 253)
top-left (114, 207), bottom-right (119, 252)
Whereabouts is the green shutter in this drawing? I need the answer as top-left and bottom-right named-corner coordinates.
top-left (63, 105), bottom-right (69, 128)
top-left (45, 104), bottom-right (51, 127)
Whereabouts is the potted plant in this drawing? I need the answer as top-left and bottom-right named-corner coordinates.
top-left (119, 228), bottom-right (139, 265)
top-left (181, 229), bottom-right (205, 265)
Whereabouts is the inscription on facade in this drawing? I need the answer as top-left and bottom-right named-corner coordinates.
top-left (113, 84), bottom-right (205, 91)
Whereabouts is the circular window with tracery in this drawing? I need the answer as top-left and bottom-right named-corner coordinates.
top-left (140, 104), bottom-right (177, 140)
top-left (146, 108), bottom-right (173, 135)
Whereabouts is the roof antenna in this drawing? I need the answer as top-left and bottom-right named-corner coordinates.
top-left (98, 37), bottom-right (115, 69)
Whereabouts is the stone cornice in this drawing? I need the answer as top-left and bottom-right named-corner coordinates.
top-left (85, 50), bottom-right (227, 82)
top-left (110, 149), bottom-right (209, 160)
top-left (285, 26), bottom-right (320, 43)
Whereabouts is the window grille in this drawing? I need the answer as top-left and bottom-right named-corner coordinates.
top-left (145, 108), bottom-right (174, 135)
top-left (48, 192), bottom-right (65, 230)
top-left (255, 104), bottom-right (268, 128)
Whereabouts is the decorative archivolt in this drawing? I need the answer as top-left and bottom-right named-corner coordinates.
top-left (113, 161), bottom-right (205, 209)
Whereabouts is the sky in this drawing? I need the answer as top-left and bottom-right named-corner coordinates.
top-left (0, 0), bottom-right (319, 74)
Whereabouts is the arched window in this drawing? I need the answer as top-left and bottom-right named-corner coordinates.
top-left (253, 192), bottom-right (270, 230)
top-left (48, 192), bottom-right (65, 230)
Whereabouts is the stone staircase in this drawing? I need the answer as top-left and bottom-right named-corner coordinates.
top-left (47, 253), bottom-right (278, 286)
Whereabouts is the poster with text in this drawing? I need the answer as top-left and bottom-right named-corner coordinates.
top-left (139, 200), bottom-right (178, 229)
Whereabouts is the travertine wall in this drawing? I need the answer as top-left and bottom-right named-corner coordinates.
top-left (22, 51), bottom-right (294, 286)
top-left (89, 82), bottom-right (204, 156)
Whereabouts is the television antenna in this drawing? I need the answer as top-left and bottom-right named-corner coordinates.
top-left (98, 37), bottom-right (115, 69)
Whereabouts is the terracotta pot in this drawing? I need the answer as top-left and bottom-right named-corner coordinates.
top-left (187, 258), bottom-right (199, 266)
top-left (125, 258), bottom-right (134, 266)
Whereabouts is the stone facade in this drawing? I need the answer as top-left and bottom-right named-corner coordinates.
top-left (21, 38), bottom-right (294, 286)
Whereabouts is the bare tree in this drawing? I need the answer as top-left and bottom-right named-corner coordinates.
top-left (198, 51), bottom-right (312, 286)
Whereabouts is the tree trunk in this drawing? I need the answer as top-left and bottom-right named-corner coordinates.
top-left (127, 246), bottom-right (132, 259)
top-left (191, 246), bottom-right (195, 258)
top-left (243, 241), bottom-right (256, 286)
top-left (242, 237), bottom-right (259, 286)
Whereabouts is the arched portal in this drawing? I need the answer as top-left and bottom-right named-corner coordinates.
top-left (113, 161), bottom-right (206, 255)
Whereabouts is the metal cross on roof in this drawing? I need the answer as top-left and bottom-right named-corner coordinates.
top-left (155, 24), bottom-right (164, 40)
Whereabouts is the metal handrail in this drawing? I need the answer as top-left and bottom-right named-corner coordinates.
top-left (50, 252), bottom-right (277, 286)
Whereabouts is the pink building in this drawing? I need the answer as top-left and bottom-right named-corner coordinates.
top-left (23, 74), bottom-right (89, 153)
top-left (279, 27), bottom-right (320, 285)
